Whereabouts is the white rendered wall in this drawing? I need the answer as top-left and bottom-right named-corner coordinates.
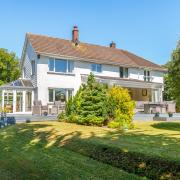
top-left (35, 55), bottom-right (164, 105)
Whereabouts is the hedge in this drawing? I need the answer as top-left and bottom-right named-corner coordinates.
top-left (63, 140), bottom-right (180, 179)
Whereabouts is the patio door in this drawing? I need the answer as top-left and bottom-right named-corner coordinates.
top-left (152, 89), bottom-right (159, 102)
top-left (4, 91), bottom-right (13, 113)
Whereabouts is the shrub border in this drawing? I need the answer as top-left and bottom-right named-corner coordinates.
top-left (63, 139), bottom-right (180, 179)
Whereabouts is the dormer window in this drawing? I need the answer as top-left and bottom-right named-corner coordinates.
top-left (91, 63), bottom-right (102, 73)
top-left (119, 67), bottom-right (128, 78)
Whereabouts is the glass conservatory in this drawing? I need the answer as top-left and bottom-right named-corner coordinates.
top-left (0, 79), bottom-right (34, 114)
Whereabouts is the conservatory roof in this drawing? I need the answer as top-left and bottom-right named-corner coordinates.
top-left (0, 79), bottom-right (34, 90)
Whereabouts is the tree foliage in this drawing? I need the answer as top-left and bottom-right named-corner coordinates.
top-left (107, 87), bottom-right (135, 129)
top-left (59, 73), bottom-right (135, 129)
top-left (164, 41), bottom-right (180, 107)
top-left (0, 48), bottom-right (20, 85)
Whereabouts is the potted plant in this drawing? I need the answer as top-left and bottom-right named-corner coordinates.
top-left (168, 112), bottom-right (173, 117)
top-left (154, 112), bottom-right (160, 117)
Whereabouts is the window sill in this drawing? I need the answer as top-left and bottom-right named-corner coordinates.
top-left (47, 71), bottom-right (75, 76)
top-left (91, 71), bottom-right (102, 74)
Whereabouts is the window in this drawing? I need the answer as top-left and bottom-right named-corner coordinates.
top-left (49, 89), bottom-right (54, 102)
top-left (68, 90), bottom-right (73, 99)
top-left (48, 58), bottom-right (74, 73)
top-left (23, 67), bottom-right (26, 78)
top-left (55, 89), bottom-right (66, 102)
top-left (119, 67), bottom-right (128, 78)
top-left (55, 59), bottom-right (67, 73)
top-left (16, 92), bottom-right (23, 112)
top-left (4, 91), bottom-right (13, 113)
top-left (91, 63), bottom-right (102, 73)
top-left (124, 68), bottom-right (128, 78)
top-left (144, 70), bottom-right (150, 82)
top-left (48, 58), bottom-right (54, 71)
top-left (25, 91), bottom-right (32, 111)
top-left (31, 60), bottom-right (35, 75)
top-left (48, 89), bottom-right (73, 102)
top-left (120, 67), bottom-right (123, 78)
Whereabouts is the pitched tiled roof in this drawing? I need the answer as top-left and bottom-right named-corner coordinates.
top-left (27, 33), bottom-right (166, 71)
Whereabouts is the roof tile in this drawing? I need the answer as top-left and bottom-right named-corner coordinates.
top-left (27, 33), bottom-right (166, 71)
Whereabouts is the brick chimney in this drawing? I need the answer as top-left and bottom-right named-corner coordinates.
top-left (72, 26), bottom-right (79, 45)
top-left (110, 41), bottom-right (116, 48)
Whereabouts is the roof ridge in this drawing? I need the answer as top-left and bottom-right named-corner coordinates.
top-left (27, 32), bottom-right (125, 51)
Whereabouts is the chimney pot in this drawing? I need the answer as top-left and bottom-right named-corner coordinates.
top-left (72, 25), bottom-right (79, 45)
top-left (110, 41), bottom-right (116, 48)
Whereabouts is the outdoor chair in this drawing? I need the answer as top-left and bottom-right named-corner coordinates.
top-left (32, 100), bottom-right (42, 115)
top-left (55, 101), bottom-right (66, 114)
top-left (6, 117), bottom-right (16, 125)
top-left (41, 105), bottom-right (48, 116)
top-left (51, 105), bottom-right (58, 115)
top-left (0, 112), bottom-right (6, 128)
top-left (0, 117), bottom-right (5, 128)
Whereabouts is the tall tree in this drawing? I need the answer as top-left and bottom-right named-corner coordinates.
top-left (166, 40), bottom-right (180, 107)
top-left (163, 63), bottom-right (174, 101)
top-left (0, 48), bottom-right (20, 85)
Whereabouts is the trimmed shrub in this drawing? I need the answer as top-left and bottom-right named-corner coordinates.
top-left (58, 74), bottom-right (135, 129)
top-left (78, 74), bottom-right (108, 122)
top-left (57, 111), bottom-right (67, 121)
top-left (63, 140), bottom-right (180, 180)
top-left (67, 113), bottom-right (79, 123)
top-left (107, 87), bottom-right (135, 129)
top-left (78, 115), bottom-right (105, 126)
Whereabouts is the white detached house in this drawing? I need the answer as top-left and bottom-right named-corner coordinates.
top-left (0, 26), bottom-right (167, 114)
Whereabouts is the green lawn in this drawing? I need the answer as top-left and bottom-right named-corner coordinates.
top-left (0, 120), bottom-right (179, 179)
top-left (0, 123), bottom-right (142, 180)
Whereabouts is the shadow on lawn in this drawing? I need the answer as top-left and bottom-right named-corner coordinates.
top-left (151, 122), bottom-right (180, 131)
top-left (0, 122), bottom-right (180, 179)
top-left (0, 122), bottom-right (179, 161)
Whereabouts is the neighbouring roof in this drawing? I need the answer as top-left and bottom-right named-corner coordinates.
top-left (0, 79), bottom-right (34, 89)
top-left (27, 33), bottom-right (166, 72)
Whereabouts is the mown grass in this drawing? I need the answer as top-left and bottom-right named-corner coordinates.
top-left (0, 123), bottom-right (142, 180)
top-left (0, 120), bottom-right (179, 179)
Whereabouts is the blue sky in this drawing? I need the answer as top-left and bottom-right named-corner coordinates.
top-left (0, 0), bottom-right (180, 65)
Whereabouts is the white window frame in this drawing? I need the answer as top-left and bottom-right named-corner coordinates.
top-left (144, 70), bottom-right (151, 82)
top-left (48, 88), bottom-right (74, 103)
top-left (119, 67), bottom-right (129, 78)
top-left (31, 60), bottom-right (35, 75)
top-left (91, 63), bottom-right (102, 73)
top-left (48, 58), bottom-right (74, 73)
